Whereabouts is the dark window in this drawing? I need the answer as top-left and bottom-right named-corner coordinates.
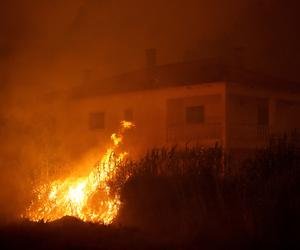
top-left (186, 106), bottom-right (204, 124)
top-left (89, 112), bottom-right (105, 129)
top-left (257, 104), bottom-right (269, 125)
top-left (124, 108), bottom-right (133, 121)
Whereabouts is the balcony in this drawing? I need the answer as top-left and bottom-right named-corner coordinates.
top-left (166, 123), bottom-right (223, 144)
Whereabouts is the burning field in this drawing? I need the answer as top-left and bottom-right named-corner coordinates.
top-left (0, 133), bottom-right (299, 250)
top-left (22, 120), bottom-right (135, 225)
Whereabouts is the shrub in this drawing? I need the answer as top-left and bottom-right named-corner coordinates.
top-left (115, 136), bottom-right (300, 247)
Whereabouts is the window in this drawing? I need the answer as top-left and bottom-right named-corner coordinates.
top-left (186, 106), bottom-right (204, 124)
top-left (257, 104), bottom-right (269, 126)
top-left (89, 112), bottom-right (105, 130)
top-left (124, 108), bottom-right (133, 121)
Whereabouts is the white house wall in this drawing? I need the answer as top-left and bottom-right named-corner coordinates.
top-left (226, 82), bottom-right (300, 150)
top-left (69, 82), bottom-right (226, 158)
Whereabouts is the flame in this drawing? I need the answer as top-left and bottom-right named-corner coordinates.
top-left (23, 121), bottom-right (134, 224)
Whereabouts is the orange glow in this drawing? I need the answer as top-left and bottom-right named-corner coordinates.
top-left (22, 121), bottom-right (134, 224)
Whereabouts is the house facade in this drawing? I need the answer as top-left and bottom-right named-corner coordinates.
top-left (69, 61), bottom-right (300, 158)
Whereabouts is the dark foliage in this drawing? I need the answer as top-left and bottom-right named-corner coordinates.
top-left (0, 136), bottom-right (299, 249)
top-left (117, 136), bottom-right (300, 248)
top-left (0, 217), bottom-right (158, 250)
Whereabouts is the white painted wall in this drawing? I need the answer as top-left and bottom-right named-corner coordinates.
top-left (69, 82), bottom-right (226, 158)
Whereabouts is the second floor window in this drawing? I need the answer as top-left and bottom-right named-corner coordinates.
top-left (89, 112), bottom-right (105, 130)
top-left (186, 106), bottom-right (205, 124)
top-left (124, 108), bottom-right (133, 121)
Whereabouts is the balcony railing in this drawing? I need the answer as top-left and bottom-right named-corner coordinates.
top-left (166, 123), bottom-right (223, 143)
top-left (257, 125), bottom-right (270, 139)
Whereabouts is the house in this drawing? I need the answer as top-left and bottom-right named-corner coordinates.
top-left (69, 59), bottom-right (300, 158)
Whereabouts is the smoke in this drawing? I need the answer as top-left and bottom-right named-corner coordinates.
top-left (0, 0), bottom-right (299, 222)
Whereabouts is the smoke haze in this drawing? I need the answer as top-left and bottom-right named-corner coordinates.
top-left (0, 0), bottom-right (299, 221)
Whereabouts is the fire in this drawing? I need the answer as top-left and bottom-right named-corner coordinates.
top-left (23, 121), bottom-right (134, 224)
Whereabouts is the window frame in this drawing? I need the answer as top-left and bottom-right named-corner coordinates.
top-left (124, 108), bottom-right (133, 122)
top-left (185, 105), bottom-right (205, 124)
top-left (89, 112), bottom-right (105, 130)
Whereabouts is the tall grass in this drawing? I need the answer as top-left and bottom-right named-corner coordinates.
top-left (114, 135), bottom-right (300, 247)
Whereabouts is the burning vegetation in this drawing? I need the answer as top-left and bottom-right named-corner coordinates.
top-left (0, 133), bottom-right (298, 250)
top-left (22, 120), bottom-right (135, 224)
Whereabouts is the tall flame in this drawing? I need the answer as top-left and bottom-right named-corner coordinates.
top-left (23, 121), bottom-right (135, 224)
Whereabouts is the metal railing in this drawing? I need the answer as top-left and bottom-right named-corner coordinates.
top-left (166, 123), bottom-right (223, 143)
